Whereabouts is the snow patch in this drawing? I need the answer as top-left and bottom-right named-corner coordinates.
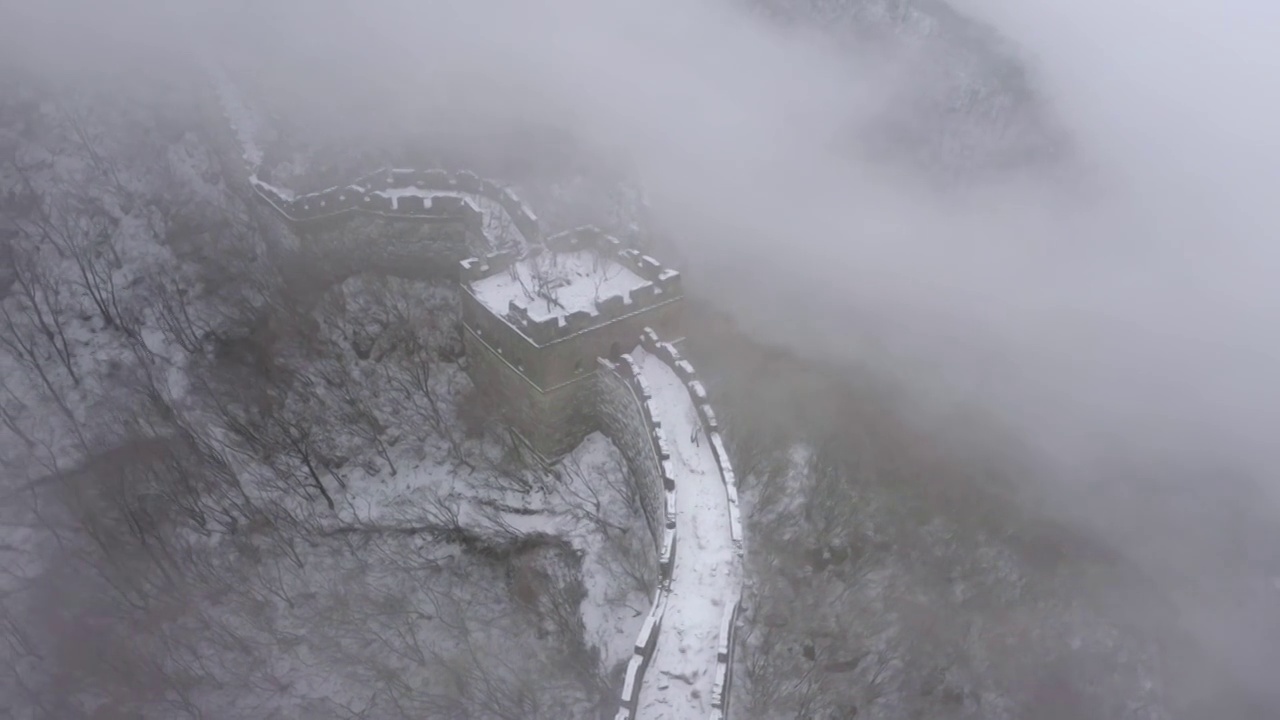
top-left (470, 250), bottom-right (648, 324)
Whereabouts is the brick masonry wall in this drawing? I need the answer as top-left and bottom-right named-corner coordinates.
top-left (594, 357), bottom-right (668, 551)
top-left (462, 326), bottom-right (598, 460)
top-left (596, 351), bottom-right (683, 720)
top-left (300, 217), bottom-right (475, 282)
top-left (250, 168), bottom-right (538, 243)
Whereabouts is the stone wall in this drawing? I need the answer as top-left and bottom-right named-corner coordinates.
top-left (457, 235), bottom-right (683, 462)
top-left (616, 589), bottom-right (669, 720)
top-left (462, 326), bottom-right (598, 461)
top-left (594, 356), bottom-right (670, 553)
top-left (596, 352), bottom-right (682, 720)
top-left (300, 215), bottom-right (476, 283)
top-left (636, 328), bottom-right (745, 720)
top-left (250, 168), bottom-right (539, 243)
top-left (458, 279), bottom-right (682, 394)
top-left (479, 227), bottom-right (685, 351)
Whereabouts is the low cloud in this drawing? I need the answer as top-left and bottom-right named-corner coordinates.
top-left (6, 0), bottom-right (1280, 710)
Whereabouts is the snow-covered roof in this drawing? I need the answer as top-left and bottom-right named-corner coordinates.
top-left (470, 249), bottom-right (650, 324)
top-left (460, 227), bottom-right (683, 344)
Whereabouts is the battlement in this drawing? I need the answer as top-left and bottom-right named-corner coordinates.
top-left (249, 167), bottom-right (538, 244)
top-left (461, 226), bottom-right (682, 347)
top-left (459, 249), bottom-right (523, 282)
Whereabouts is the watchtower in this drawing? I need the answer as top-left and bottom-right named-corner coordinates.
top-left (459, 226), bottom-right (684, 461)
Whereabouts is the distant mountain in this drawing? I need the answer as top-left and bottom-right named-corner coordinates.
top-left (748, 0), bottom-right (1068, 180)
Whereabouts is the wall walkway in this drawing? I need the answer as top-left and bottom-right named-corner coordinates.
top-left (606, 331), bottom-right (745, 720)
top-left (249, 168), bottom-right (538, 248)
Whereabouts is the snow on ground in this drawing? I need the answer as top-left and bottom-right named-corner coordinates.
top-left (471, 250), bottom-right (648, 324)
top-left (321, 360), bottom-right (650, 676)
top-left (563, 433), bottom-right (658, 670)
top-left (631, 347), bottom-right (741, 719)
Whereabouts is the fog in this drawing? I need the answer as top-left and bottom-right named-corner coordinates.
top-left (7, 0), bottom-right (1280, 711)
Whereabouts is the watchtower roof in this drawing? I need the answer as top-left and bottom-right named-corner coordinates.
top-left (470, 249), bottom-right (648, 323)
top-left (460, 226), bottom-right (683, 345)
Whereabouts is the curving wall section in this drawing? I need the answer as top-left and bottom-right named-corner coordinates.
top-left (250, 167), bottom-right (540, 245)
top-left (636, 329), bottom-right (744, 719)
top-left (596, 351), bottom-right (677, 718)
top-left (598, 330), bottom-right (744, 720)
top-left (595, 354), bottom-right (677, 563)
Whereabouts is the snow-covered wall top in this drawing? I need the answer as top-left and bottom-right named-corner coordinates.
top-left (460, 226), bottom-right (682, 346)
top-left (249, 168), bottom-right (539, 244)
top-left (601, 332), bottom-right (743, 720)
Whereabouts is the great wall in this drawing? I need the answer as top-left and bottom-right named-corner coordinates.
top-left (217, 79), bottom-right (744, 718)
top-left (249, 167), bottom-right (539, 245)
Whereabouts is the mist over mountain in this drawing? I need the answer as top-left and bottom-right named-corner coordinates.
top-left (2, 1), bottom-right (1279, 718)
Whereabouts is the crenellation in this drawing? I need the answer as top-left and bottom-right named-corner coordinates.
top-left (597, 293), bottom-right (628, 316)
top-left (641, 327), bottom-right (661, 348)
top-left (660, 460), bottom-right (675, 490)
top-left (428, 195), bottom-right (464, 213)
top-left (454, 170), bottom-right (483, 192)
top-left (659, 527), bottom-right (676, 581)
top-left (699, 403), bottom-right (718, 431)
top-left (655, 269), bottom-right (682, 297)
top-left (633, 374), bottom-right (653, 402)
top-left (465, 227), bottom-right (680, 349)
top-left (507, 301), bottom-right (531, 325)
top-left (628, 281), bottom-right (659, 305)
top-left (459, 249), bottom-right (521, 281)
top-left (674, 360), bottom-right (695, 380)
top-left (397, 195), bottom-right (426, 213)
top-left (642, 400), bottom-right (660, 427)
top-left (251, 167), bottom-right (537, 244)
top-left (562, 309), bottom-right (597, 334)
top-left (652, 427), bottom-right (670, 461)
top-left (617, 354), bottom-right (640, 378)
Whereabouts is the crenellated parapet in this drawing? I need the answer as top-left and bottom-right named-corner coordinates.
top-left (596, 350), bottom-right (681, 720)
top-left (249, 167), bottom-right (539, 246)
top-left (458, 248), bottom-right (523, 282)
top-left (617, 590), bottom-right (669, 720)
top-left (638, 329), bottom-right (744, 554)
top-left (597, 354), bottom-right (680, 568)
top-left (632, 327), bottom-right (744, 720)
top-left (545, 226), bottom-right (682, 290)
top-left (462, 227), bottom-right (682, 348)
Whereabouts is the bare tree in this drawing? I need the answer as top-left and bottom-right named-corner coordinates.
top-left (1, 232), bottom-right (78, 384)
